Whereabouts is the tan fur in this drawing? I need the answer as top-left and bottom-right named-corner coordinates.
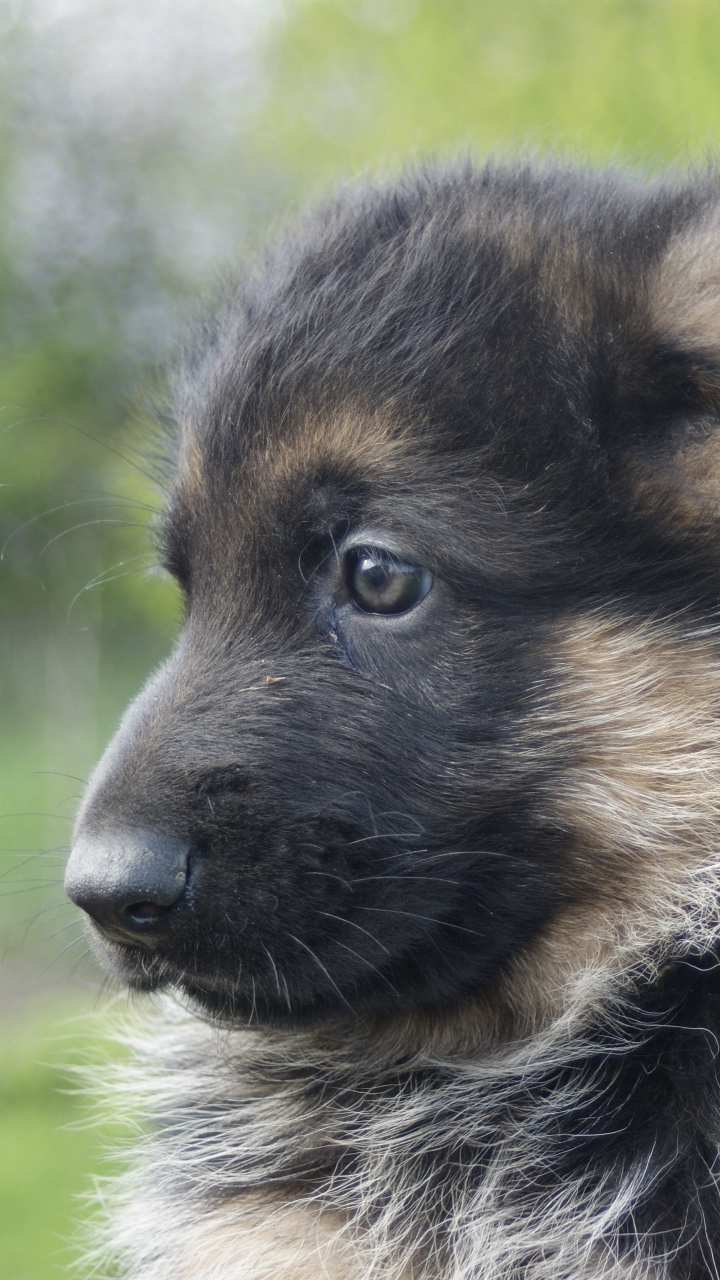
top-left (200, 602), bottom-right (720, 1051)
top-left (95, 977), bottom-right (708, 1280)
top-left (625, 428), bottom-right (720, 528)
top-left (671, 429), bottom-right (720, 510)
top-left (251, 407), bottom-right (417, 501)
top-left (162, 1200), bottom-right (373, 1280)
top-left (552, 608), bottom-right (720, 874)
top-left (176, 430), bottom-right (207, 503)
top-left (491, 608), bottom-right (720, 1037)
top-left (632, 212), bottom-right (720, 521)
top-left (650, 207), bottom-right (720, 361)
top-left (177, 406), bottom-right (415, 515)
top-left (390, 605), bottom-right (720, 1047)
top-left (168, 1193), bottom-right (653, 1280)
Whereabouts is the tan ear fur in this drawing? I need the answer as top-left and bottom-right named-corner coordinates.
top-left (626, 426), bottom-right (720, 526)
top-left (628, 208), bottom-right (720, 525)
top-left (650, 204), bottom-right (720, 360)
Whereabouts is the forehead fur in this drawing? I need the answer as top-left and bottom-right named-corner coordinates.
top-left (162, 158), bottom-right (720, 611)
top-left (167, 162), bottom-right (720, 553)
top-left (173, 168), bottom-right (653, 433)
top-left (229, 406), bottom-right (417, 505)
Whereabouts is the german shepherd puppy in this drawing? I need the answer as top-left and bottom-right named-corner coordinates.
top-left (66, 161), bottom-right (720, 1280)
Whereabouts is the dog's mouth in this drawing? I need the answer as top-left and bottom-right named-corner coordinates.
top-left (68, 803), bottom-right (564, 1026)
top-left (96, 918), bottom-right (170, 950)
top-left (88, 925), bottom-right (360, 1025)
top-left (69, 825), bottom-right (400, 1022)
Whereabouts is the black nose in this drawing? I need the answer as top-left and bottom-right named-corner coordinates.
top-left (65, 827), bottom-right (189, 939)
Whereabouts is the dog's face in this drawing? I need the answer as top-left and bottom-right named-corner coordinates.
top-left (65, 164), bottom-right (720, 1027)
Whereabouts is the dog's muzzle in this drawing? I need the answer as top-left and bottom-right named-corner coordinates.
top-left (65, 827), bottom-right (189, 943)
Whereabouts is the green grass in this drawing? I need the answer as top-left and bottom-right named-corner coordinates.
top-left (0, 1003), bottom-right (121, 1280)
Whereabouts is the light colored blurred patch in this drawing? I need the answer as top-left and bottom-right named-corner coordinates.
top-left (302, 57), bottom-right (382, 143)
top-left (2, 0), bottom-right (286, 347)
top-left (339, 0), bottom-right (417, 34)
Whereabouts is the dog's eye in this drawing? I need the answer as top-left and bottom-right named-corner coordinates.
top-left (346, 548), bottom-right (432, 614)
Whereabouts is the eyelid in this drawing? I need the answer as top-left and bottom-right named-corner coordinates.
top-left (337, 532), bottom-right (419, 563)
top-left (350, 546), bottom-right (409, 568)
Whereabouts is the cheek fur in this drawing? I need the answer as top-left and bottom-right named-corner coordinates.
top-left (481, 607), bottom-right (720, 1039)
top-left (549, 610), bottom-right (720, 886)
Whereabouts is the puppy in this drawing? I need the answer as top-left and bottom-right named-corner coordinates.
top-left (66, 160), bottom-right (720, 1280)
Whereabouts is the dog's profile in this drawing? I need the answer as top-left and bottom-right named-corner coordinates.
top-left (66, 160), bottom-right (720, 1279)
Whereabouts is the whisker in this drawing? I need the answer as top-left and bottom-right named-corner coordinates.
top-left (25, 916), bottom-right (82, 947)
top-left (0, 851), bottom-right (67, 881)
top-left (287, 933), bottom-right (354, 1012)
top-left (93, 970), bottom-right (121, 1007)
top-left (262, 945), bottom-right (282, 1001)
top-left (345, 833), bottom-right (427, 848)
top-left (26, 772), bottom-right (88, 785)
top-left (332, 939), bottom-right (400, 997)
top-left (0, 881), bottom-right (65, 896)
top-left (59, 485), bottom-right (163, 513)
top-left (306, 870), bottom-right (354, 891)
top-left (298, 526), bottom-right (349, 588)
top-left (39, 519), bottom-right (149, 557)
top-left (0, 855), bottom-right (67, 868)
top-left (39, 934), bottom-right (87, 979)
top-left (1, 496), bottom-right (159, 560)
top-left (280, 972), bottom-right (292, 1013)
top-left (60, 946), bottom-right (95, 984)
top-left (355, 906), bottom-right (485, 936)
top-left (0, 812), bottom-right (73, 821)
top-left (68, 554), bottom-right (156, 617)
top-left (318, 911), bottom-right (391, 955)
top-left (0, 846), bottom-right (68, 855)
top-left (382, 848), bottom-right (510, 866)
top-left (0, 411), bottom-right (168, 491)
top-left (351, 874), bottom-right (460, 887)
top-left (24, 897), bottom-right (74, 916)
top-left (358, 810), bottom-right (425, 831)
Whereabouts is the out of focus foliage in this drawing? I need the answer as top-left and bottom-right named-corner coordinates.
top-left (3, 0), bottom-right (720, 961)
top-left (263, 0), bottom-right (720, 180)
top-left (0, 1004), bottom-right (121, 1279)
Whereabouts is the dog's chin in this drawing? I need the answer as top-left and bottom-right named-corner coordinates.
top-left (88, 931), bottom-right (178, 994)
top-left (88, 930), bottom-right (370, 1027)
top-left (178, 978), bottom-right (352, 1028)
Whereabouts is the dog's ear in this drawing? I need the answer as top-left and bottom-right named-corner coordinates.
top-left (625, 203), bottom-right (720, 525)
top-left (651, 202), bottom-right (720, 368)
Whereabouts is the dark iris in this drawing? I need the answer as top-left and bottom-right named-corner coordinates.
top-left (346, 547), bottom-right (432, 614)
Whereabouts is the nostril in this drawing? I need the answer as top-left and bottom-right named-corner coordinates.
top-left (66, 827), bottom-right (190, 936)
top-left (123, 901), bottom-right (174, 924)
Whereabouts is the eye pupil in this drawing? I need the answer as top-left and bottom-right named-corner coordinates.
top-left (346, 548), bottom-right (432, 615)
top-left (362, 559), bottom-right (390, 591)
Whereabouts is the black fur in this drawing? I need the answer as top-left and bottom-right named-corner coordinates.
top-left (66, 161), bottom-right (720, 1278)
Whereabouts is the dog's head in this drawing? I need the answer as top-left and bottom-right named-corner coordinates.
top-left (65, 163), bottom-right (720, 1029)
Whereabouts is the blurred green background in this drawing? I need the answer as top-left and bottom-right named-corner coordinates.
top-left (3, 0), bottom-right (720, 1273)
